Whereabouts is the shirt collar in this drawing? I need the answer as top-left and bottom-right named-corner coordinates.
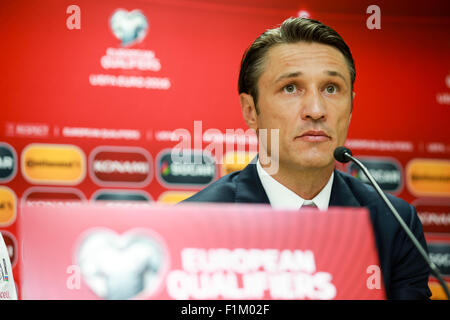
top-left (256, 160), bottom-right (334, 211)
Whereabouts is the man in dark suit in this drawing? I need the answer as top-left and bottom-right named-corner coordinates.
top-left (183, 17), bottom-right (431, 299)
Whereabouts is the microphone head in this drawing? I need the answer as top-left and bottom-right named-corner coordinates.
top-left (334, 146), bottom-right (352, 163)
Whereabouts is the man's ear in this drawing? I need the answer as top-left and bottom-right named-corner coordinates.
top-left (350, 90), bottom-right (355, 119)
top-left (240, 93), bottom-right (258, 131)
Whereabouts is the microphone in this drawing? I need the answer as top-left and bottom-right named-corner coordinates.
top-left (333, 146), bottom-right (353, 163)
top-left (334, 146), bottom-right (450, 299)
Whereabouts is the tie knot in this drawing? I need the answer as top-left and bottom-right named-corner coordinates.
top-left (302, 201), bottom-right (316, 209)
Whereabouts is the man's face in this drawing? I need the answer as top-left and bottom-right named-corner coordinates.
top-left (242, 42), bottom-right (353, 172)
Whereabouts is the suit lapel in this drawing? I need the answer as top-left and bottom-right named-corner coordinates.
top-left (234, 160), bottom-right (270, 204)
top-left (329, 169), bottom-right (361, 207)
top-left (330, 170), bottom-right (381, 241)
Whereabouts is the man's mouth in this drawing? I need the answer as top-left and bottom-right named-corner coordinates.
top-left (295, 130), bottom-right (331, 142)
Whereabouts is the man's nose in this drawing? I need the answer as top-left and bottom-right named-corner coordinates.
top-left (301, 88), bottom-right (327, 121)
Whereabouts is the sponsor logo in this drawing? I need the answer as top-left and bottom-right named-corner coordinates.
top-left (406, 159), bottom-right (450, 197)
top-left (110, 9), bottom-right (148, 47)
top-left (21, 144), bottom-right (86, 185)
top-left (89, 9), bottom-right (171, 91)
top-left (157, 191), bottom-right (195, 204)
top-left (76, 228), bottom-right (169, 299)
top-left (89, 146), bottom-right (152, 187)
top-left (5, 122), bottom-right (50, 138)
top-left (415, 202), bottom-right (450, 234)
top-left (220, 151), bottom-right (257, 177)
top-left (427, 242), bottom-right (450, 277)
top-left (156, 150), bottom-right (216, 187)
top-left (348, 157), bottom-right (403, 193)
top-left (436, 73), bottom-right (450, 106)
top-left (92, 190), bottom-right (151, 203)
top-left (22, 187), bottom-right (86, 207)
top-left (0, 231), bottom-right (17, 267)
top-left (62, 127), bottom-right (141, 140)
top-left (0, 187), bottom-right (16, 227)
top-left (0, 143), bottom-right (17, 182)
top-left (345, 139), bottom-right (413, 152)
top-left (428, 281), bottom-right (450, 300)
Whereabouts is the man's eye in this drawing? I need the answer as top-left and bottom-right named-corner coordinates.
top-left (283, 84), bottom-right (297, 94)
top-left (325, 84), bottom-right (337, 94)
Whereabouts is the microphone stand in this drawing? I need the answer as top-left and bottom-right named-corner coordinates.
top-left (345, 151), bottom-right (450, 300)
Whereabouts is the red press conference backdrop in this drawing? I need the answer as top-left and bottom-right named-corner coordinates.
top-left (1, 0), bottom-right (449, 299)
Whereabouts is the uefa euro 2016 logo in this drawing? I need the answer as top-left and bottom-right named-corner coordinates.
top-left (110, 9), bottom-right (149, 47)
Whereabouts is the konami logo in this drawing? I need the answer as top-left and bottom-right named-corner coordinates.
top-left (89, 146), bottom-right (152, 187)
top-left (22, 187), bottom-right (86, 208)
top-left (414, 200), bottom-right (450, 234)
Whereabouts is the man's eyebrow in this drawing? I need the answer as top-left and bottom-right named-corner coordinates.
top-left (274, 70), bottom-right (348, 83)
top-left (325, 70), bottom-right (347, 82)
top-left (274, 71), bottom-right (303, 83)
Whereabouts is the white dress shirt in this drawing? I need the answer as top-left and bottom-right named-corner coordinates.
top-left (256, 160), bottom-right (334, 211)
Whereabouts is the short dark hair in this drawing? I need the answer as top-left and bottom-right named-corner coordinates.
top-left (238, 17), bottom-right (356, 110)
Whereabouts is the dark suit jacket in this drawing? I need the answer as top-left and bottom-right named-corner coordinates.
top-left (183, 161), bottom-right (432, 300)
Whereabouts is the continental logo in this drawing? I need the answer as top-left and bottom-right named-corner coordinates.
top-left (156, 149), bottom-right (216, 187)
top-left (220, 151), bottom-right (256, 177)
top-left (429, 281), bottom-right (450, 300)
top-left (0, 187), bottom-right (16, 227)
top-left (92, 189), bottom-right (151, 203)
top-left (21, 144), bottom-right (86, 185)
top-left (89, 146), bottom-right (152, 187)
top-left (348, 157), bottom-right (403, 193)
top-left (157, 191), bottom-right (195, 204)
top-left (22, 187), bottom-right (86, 207)
top-left (0, 142), bottom-right (17, 182)
top-left (406, 159), bottom-right (450, 197)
